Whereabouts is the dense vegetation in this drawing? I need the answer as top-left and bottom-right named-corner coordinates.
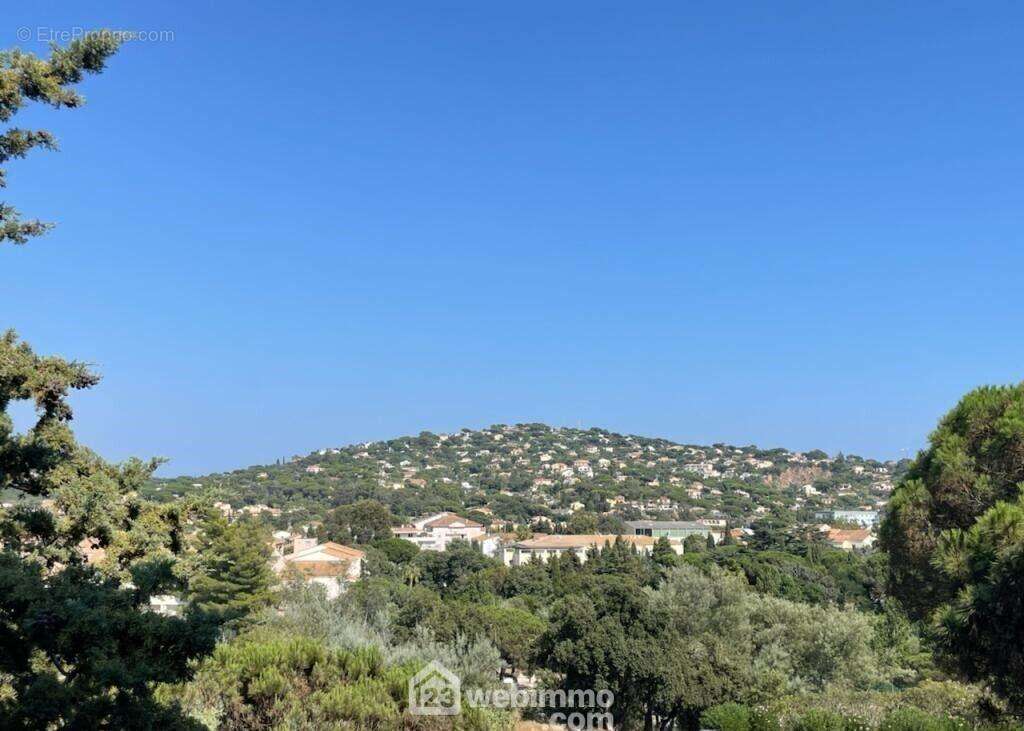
top-left (147, 423), bottom-right (905, 533)
top-left (152, 527), bottom-right (1014, 729)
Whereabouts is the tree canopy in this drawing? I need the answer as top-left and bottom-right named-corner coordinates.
top-left (881, 383), bottom-right (1024, 711)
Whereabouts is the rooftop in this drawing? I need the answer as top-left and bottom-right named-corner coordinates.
top-left (625, 520), bottom-right (709, 531)
top-left (514, 534), bottom-right (669, 549)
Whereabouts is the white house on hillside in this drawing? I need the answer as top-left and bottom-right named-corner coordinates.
top-left (393, 512), bottom-right (484, 551)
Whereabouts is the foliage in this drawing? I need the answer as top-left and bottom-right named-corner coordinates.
top-left (372, 535), bottom-right (420, 564)
top-left (321, 499), bottom-right (395, 545)
top-left (535, 562), bottom-right (938, 730)
top-left (702, 702), bottom-right (756, 731)
top-left (0, 333), bottom-right (217, 728)
top-left (767, 681), bottom-right (1013, 730)
top-left (683, 542), bottom-right (884, 611)
top-left (186, 517), bottom-right (276, 628)
top-left (425, 601), bottom-right (546, 672)
top-left (168, 585), bottom-right (515, 729)
top-left (704, 697), bottom-right (1021, 731)
top-left (881, 384), bottom-right (1024, 619)
top-left (931, 496), bottom-right (1024, 711)
top-left (170, 630), bottom-right (413, 729)
top-left (414, 539), bottom-right (500, 591)
top-left (0, 33), bottom-right (222, 722)
top-left (0, 556), bottom-right (216, 729)
top-left (880, 384), bottom-right (1024, 710)
top-left (789, 709), bottom-right (853, 731)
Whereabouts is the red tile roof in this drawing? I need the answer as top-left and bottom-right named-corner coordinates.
top-left (422, 512), bottom-right (483, 529)
top-left (827, 528), bottom-right (873, 544)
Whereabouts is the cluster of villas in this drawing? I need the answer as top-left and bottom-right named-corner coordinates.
top-left (387, 512), bottom-right (722, 566)
top-left (384, 511), bottom-right (877, 558)
top-left (143, 510), bottom-right (876, 613)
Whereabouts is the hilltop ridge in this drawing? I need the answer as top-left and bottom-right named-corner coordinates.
top-left (145, 424), bottom-right (907, 528)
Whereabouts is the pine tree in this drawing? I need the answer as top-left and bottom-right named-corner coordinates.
top-left (0, 34), bottom-right (218, 728)
top-left (654, 535), bottom-right (681, 565)
top-left (188, 517), bottom-right (276, 626)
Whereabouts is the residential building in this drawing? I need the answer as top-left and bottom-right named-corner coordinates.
top-left (149, 594), bottom-right (186, 617)
top-left (815, 509), bottom-right (880, 527)
top-left (500, 534), bottom-right (683, 566)
top-left (625, 520), bottom-right (716, 542)
top-left (698, 518), bottom-right (726, 529)
top-left (471, 532), bottom-right (517, 558)
top-left (274, 538), bottom-right (364, 599)
top-left (825, 528), bottom-right (876, 551)
top-left (393, 511), bottom-right (485, 551)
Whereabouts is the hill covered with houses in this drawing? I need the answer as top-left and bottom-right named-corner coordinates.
top-left (145, 424), bottom-right (907, 531)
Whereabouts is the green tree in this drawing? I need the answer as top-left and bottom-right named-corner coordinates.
top-left (683, 533), bottom-right (707, 554)
top-left (169, 632), bottom-right (410, 729)
top-left (931, 495), bottom-right (1024, 711)
top-left (0, 35), bottom-right (218, 727)
top-left (372, 535), bottom-right (420, 564)
top-left (321, 499), bottom-right (394, 545)
top-left (880, 383), bottom-right (1024, 709)
top-left (414, 540), bottom-right (498, 591)
top-left (881, 383), bottom-right (1024, 620)
top-left (187, 517), bottom-right (276, 627)
top-left (654, 535), bottom-right (682, 566)
top-left (567, 510), bottom-right (599, 534)
top-left (535, 575), bottom-right (675, 730)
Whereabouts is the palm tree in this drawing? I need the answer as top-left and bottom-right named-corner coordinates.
top-left (403, 564), bottom-right (422, 587)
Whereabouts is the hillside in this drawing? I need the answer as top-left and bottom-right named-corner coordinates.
top-left (144, 424), bottom-right (908, 528)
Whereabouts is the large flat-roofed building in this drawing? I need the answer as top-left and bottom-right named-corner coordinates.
top-left (815, 509), bottom-right (880, 527)
top-left (500, 533), bottom-right (683, 566)
top-left (625, 520), bottom-right (715, 542)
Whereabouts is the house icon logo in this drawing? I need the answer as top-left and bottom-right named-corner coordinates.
top-left (408, 660), bottom-right (461, 716)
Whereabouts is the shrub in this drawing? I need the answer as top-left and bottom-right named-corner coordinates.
top-left (750, 708), bottom-right (783, 731)
top-left (878, 708), bottom-right (969, 731)
top-left (702, 703), bottom-right (753, 731)
top-left (790, 709), bottom-right (846, 731)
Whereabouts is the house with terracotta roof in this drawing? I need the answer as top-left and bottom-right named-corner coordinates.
top-left (500, 534), bottom-right (683, 566)
top-left (274, 538), bottom-right (365, 599)
top-left (825, 527), bottom-right (876, 551)
top-left (393, 511), bottom-right (484, 551)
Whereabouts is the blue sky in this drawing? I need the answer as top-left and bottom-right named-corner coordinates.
top-left (5, 2), bottom-right (1024, 475)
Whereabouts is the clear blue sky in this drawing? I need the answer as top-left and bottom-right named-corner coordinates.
top-left (5, 2), bottom-right (1024, 475)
